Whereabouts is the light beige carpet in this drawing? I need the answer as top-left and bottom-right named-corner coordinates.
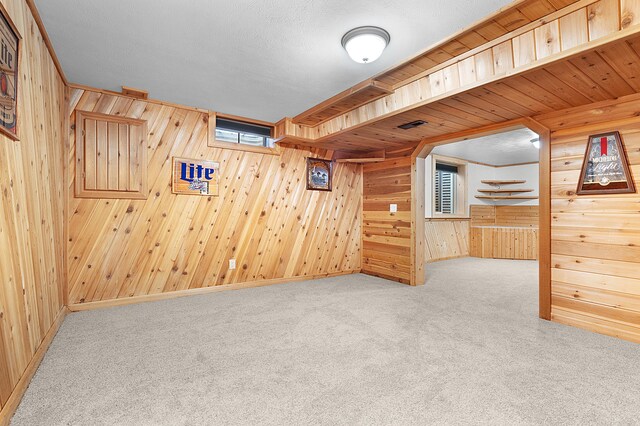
top-left (12, 258), bottom-right (640, 425)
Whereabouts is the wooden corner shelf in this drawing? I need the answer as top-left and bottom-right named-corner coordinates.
top-left (477, 189), bottom-right (533, 193)
top-left (292, 79), bottom-right (393, 126)
top-left (475, 195), bottom-right (539, 200)
top-left (481, 180), bottom-right (526, 185)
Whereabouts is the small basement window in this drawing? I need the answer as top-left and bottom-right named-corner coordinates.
top-left (432, 157), bottom-right (467, 217)
top-left (215, 118), bottom-right (274, 148)
top-left (435, 163), bottom-right (458, 214)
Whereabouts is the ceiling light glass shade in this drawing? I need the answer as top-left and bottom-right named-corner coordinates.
top-left (342, 26), bottom-right (390, 64)
top-left (530, 138), bottom-right (541, 149)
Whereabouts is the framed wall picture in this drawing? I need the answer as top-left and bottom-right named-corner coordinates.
top-left (577, 131), bottom-right (636, 195)
top-left (306, 158), bottom-right (332, 191)
top-left (172, 157), bottom-right (220, 196)
top-left (0, 3), bottom-right (20, 141)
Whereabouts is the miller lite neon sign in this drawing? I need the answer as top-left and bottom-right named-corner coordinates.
top-left (172, 157), bottom-right (220, 196)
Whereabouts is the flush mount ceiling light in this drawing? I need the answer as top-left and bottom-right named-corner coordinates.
top-left (341, 26), bottom-right (390, 64)
top-left (530, 137), bottom-right (541, 149)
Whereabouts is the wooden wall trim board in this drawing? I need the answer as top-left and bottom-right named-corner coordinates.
top-left (68, 83), bottom-right (211, 114)
top-left (0, 309), bottom-right (67, 426)
top-left (68, 271), bottom-right (358, 312)
top-left (533, 121), bottom-right (552, 320)
top-left (24, 0), bottom-right (67, 84)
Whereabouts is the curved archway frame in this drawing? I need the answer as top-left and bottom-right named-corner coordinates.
top-left (410, 117), bottom-right (551, 320)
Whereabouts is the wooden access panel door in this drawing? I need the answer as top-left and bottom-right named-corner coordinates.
top-left (75, 110), bottom-right (148, 199)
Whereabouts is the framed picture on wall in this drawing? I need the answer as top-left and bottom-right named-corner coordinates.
top-left (577, 131), bottom-right (636, 195)
top-left (306, 158), bottom-right (332, 191)
top-left (0, 3), bottom-right (20, 141)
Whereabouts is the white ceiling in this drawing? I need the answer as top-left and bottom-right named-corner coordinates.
top-left (432, 128), bottom-right (540, 166)
top-left (34, 0), bottom-right (512, 122)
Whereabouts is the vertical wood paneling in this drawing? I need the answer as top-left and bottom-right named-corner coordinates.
top-left (536, 95), bottom-right (640, 344)
top-left (84, 119), bottom-right (96, 189)
top-left (118, 124), bottom-right (129, 191)
top-left (469, 205), bottom-right (539, 260)
top-left (68, 89), bottom-right (363, 305)
top-left (96, 121), bottom-right (107, 189)
top-left (513, 31), bottom-right (537, 67)
top-left (75, 111), bottom-right (147, 199)
top-left (0, 0), bottom-right (66, 418)
top-left (588, 0), bottom-right (620, 40)
top-left (492, 41), bottom-right (514, 75)
top-left (560, 9), bottom-right (589, 49)
top-left (535, 20), bottom-right (562, 59)
top-left (621, 0), bottom-right (640, 28)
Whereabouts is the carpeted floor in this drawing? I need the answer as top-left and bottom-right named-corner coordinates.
top-left (13, 258), bottom-right (640, 425)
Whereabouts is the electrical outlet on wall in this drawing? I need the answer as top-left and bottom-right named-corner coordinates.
top-left (229, 259), bottom-right (236, 270)
top-left (390, 204), bottom-right (398, 213)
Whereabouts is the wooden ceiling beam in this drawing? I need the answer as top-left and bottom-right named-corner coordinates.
top-left (333, 150), bottom-right (386, 163)
top-left (272, 0), bottom-right (640, 153)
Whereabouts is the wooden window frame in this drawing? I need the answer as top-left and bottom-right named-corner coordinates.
top-left (75, 110), bottom-right (148, 199)
top-left (207, 112), bottom-right (279, 155)
top-left (431, 155), bottom-right (468, 219)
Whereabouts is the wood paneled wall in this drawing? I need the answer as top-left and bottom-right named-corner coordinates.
top-left (67, 88), bottom-right (362, 307)
top-left (470, 205), bottom-right (539, 227)
top-left (0, 0), bottom-right (66, 420)
top-left (469, 205), bottom-right (539, 260)
top-left (424, 220), bottom-right (470, 262)
top-left (536, 93), bottom-right (640, 343)
top-left (362, 151), bottom-right (412, 284)
top-left (469, 227), bottom-right (539, 260)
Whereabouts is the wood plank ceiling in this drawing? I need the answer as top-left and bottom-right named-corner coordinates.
top-left (291, 0), bottom-right (583, 128)
top-left (309, 34), bottom-right (640, 152)
top-left (374, 0), bottom-right (582, 87)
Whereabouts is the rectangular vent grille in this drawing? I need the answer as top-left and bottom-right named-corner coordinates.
top-left (398, 120), bottom-right (427, 130)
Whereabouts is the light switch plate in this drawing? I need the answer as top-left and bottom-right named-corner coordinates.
top-left (390, 204), bottom-right (398, 213)
top-left (229, 259), bottom-right (236, 270)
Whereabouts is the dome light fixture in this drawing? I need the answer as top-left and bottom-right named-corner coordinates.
top-left (530, 137), bottom-right (541, 149)
top-left (341, 26), bottom-right (390, 64)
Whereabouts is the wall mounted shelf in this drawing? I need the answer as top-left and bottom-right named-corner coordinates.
top-left (481, 180), bottom-right (526, 185)
top-left (477, 189), bottom-right (533, 194)
top-left (475, 195), bottom-right (539, 200)
top-left (477, 179), bottom-right (536, 202)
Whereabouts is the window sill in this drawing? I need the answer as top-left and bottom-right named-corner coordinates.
top-left (431, 213), bottom-right (469, 219)
top-left (208, 139), bottom-right (280, 155)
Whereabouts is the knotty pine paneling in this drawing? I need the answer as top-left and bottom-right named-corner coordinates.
top-left (536, 94), bottom-right (640, 343)
top-left (424, 219), bottom-right (470, 262)
top-left (68, 89), bottom-right (362, 305)
top-left (362, 152), bottom-right (412, 284)
top-left (469, 205), bottom-right (539, 260)
top-left (0, 0), bottom-right (66, 417)
top-left (469, 226), bottom-right (539, 260)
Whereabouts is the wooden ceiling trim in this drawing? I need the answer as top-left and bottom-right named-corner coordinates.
top-left (376, 0), bottom-right (590, 88)
top-left (271, 0), bottom-right (640, 148)
top-left (292, 79), bottom-right (393, 126)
